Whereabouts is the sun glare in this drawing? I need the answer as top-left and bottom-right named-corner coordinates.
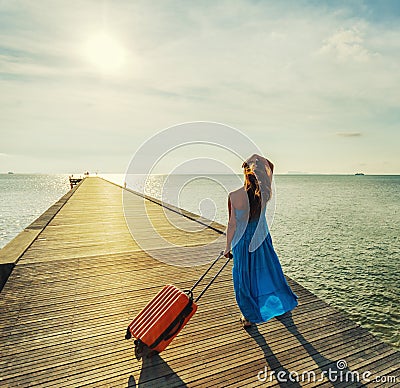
top-left (83, 32), bottom-right (126, 74)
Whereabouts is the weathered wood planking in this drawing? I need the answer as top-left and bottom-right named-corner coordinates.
top-left (0, 177), bottom-right (398, 387)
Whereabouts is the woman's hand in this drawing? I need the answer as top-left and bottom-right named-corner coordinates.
top-left (244, 154), bottom-right (274, 174)
top-left (223, 249), bottom-right (232, 258)
top-left (243, 154), bottom-right (261, 167)
top-left (243, 154), bottom-right (256, 165)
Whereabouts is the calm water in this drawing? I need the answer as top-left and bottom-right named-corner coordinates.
top-left (1, 173), bottom-right (399, 350)
top-left (0, 174), bottom-right (70, 248)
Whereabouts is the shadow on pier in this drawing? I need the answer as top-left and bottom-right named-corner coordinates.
top-left (247, 312), bottom-right (367, 387)
top-left (127, 353), bottom-right (187, 387)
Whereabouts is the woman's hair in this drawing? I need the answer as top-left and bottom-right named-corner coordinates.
top-left (243, 161), bottom-right (272, 221)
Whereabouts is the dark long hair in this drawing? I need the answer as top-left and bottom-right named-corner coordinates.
top-left (243, 161), bottom-right (272, 221)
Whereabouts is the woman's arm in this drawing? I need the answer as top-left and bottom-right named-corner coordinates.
top-left (224, 194), bottom-right (236, 257)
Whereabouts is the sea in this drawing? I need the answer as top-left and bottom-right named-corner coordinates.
top-left (0, 173), bottom-right (399, 350)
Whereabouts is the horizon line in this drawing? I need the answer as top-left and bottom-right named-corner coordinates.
top-left (1, 172), bottom-right (400, 176)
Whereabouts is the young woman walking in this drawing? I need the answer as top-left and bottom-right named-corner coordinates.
top-left (224, 154), bottom-right (298, 328)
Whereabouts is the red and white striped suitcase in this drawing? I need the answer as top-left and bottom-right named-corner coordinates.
top-left (126, 284), bottom-right (197, 358)
top-left (125, 251), bottom-right (232, 360)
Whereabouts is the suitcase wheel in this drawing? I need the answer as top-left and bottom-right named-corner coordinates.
top-left (134, 340), bottom-right (158, 360)
top-left (125, 327), bottom-right (132, 340)
top-left (134, 339), bottom-right (144, 360)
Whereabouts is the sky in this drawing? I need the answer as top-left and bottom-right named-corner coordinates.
top-left (0, 0), bottom-right (399, 174)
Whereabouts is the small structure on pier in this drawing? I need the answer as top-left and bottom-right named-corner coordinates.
top-left (68, 175), bottom-right (83, 189)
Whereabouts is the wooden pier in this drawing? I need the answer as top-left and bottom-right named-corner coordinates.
top-left (0, 177), bottom-right (398, 387)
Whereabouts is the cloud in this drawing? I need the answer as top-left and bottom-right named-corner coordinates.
top-left (336, 132), bottom-right (362, 137)
top-left (319, 27), bottom-right (377, 62)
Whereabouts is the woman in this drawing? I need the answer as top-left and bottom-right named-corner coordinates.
top-left (224, 154), bottom-right (298, 328)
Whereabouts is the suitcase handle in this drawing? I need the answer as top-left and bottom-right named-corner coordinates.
top-left (149, 298), bottom-right (194, 349)
top-left (164, 315), bottom-right (186, 341)
top-left (188, 251), bottom-right (233, 303)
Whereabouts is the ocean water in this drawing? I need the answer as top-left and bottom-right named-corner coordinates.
top-left (0, 174), bottom-right (70, 248)
top-left (1, 173), bottom-right (399, 350)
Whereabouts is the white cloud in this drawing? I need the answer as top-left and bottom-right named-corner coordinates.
top-left (319, 27), bottom-right (378, 62)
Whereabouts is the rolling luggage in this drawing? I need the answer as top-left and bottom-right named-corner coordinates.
top-left (125, 251), bottom-right (232, 360)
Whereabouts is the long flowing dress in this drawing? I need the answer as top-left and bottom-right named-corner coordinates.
top-left (231, 207), bottom-right (298, 323)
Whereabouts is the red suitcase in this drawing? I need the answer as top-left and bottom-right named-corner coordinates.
top-left (125, 251), bottom-right (232, 360)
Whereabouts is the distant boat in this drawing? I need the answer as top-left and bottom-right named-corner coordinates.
top-left (7, 172), bottom-right (14, 174)
top-left (355, 172), bottom-right (365, 176)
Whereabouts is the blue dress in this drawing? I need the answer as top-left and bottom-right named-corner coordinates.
top-left (231, 207), bottom-right (298, 323)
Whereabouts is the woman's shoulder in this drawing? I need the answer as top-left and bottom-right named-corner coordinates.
top-left (229, 186), bottom-right (245, 197)
top-left (229, 187), bottom-right (246, 205)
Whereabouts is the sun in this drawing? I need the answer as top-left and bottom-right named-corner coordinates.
top-left (83, 32), bottom-right (126, 74)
